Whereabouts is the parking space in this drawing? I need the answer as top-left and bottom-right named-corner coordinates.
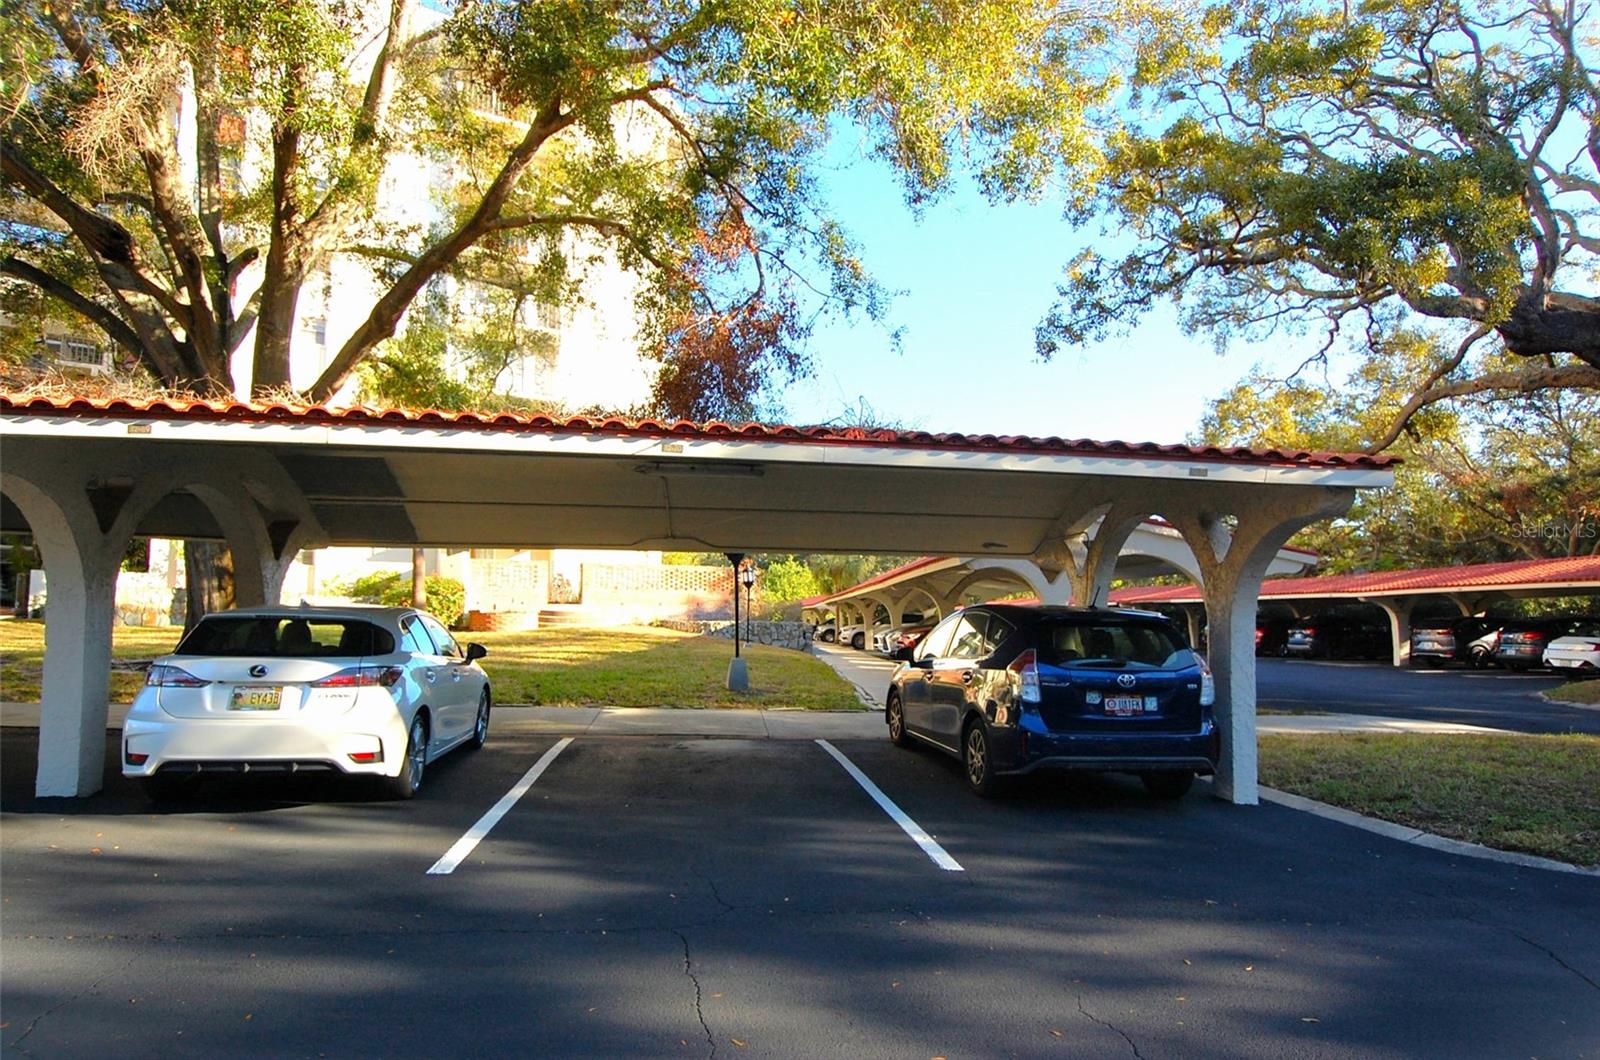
top-left (3, 725), bottom-right (1598, 1058)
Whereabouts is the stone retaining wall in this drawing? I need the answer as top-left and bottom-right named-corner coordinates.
top-left (656, 619), bottom-right (813, 651)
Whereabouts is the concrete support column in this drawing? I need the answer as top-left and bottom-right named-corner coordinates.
top-left (0, 471), bottom-right (152, 797)
top-left (1170, 487), bottom-right (1355, 805)
top-left (189, 484), bottom-right (310, 608)
top-left (1060, 502), bottom-right (1149, 607)
top-left (1371, 596), bottom-right (1419, 667)
top-left (965, 558), bottom-right (1073, 605)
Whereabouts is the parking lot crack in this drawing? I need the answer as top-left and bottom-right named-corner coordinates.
top-left (693, 867), bottom-right (736, 914)
top-left (1509, 930), bottom-right (1600, 993)
top-left (673, 929), bottom-right (717, 1059)
top-left (1077, 995), bottom-right (1146, 1060)
top-left (6, 953), bottom-right (132, 1055)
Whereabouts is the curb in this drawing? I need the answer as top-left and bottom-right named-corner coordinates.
top-left (1257, 784), bottom-right (1600, 878)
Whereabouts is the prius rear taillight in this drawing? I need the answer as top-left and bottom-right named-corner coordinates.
top-left (312, 666), bottom-right (404, 689)
top-left (1009, 649), bottom-right (1041, 704)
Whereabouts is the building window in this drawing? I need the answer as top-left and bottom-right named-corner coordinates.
top-left (45, 336), bottom-right (106, 370)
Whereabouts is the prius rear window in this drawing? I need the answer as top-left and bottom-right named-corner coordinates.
top-left (174, 617), bottom-right (395, 657)
top-left (1036, 620), bottom-right (1195, 671)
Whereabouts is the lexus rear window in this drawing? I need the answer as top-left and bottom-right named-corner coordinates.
top-left (174, 617), bottom-right (395, 657)
top-left (1036, 621), bottom-right (1196, 671)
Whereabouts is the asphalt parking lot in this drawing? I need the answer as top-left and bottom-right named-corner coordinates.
top-left (1255, 658), bottom-right (1596, 734)
top-left (3, 723), bottom-right (1597, 1058)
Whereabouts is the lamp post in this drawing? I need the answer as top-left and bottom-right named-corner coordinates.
top-left (740, 563), bottom-right (758, 644)
top-left (724, 552), bottom-right (748, 691)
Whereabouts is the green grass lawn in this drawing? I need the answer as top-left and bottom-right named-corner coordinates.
top-left (0, 620), bottom-right (863, 711)
top-left (1, 620), bottom-right (181, 702)
top-left (1543, 678), bottom-right (1600, 706)
top-left (1259, 732), bottom-right (1600, 867)
top-left (472, 626), bottom-right (862, 710)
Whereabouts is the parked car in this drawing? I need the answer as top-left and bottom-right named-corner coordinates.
top-left (1544, 619), bottom-right (1600, 678)
top-left (1284, 616), bottom-right (1390, 660)
top-left (1255, 618), bottom-right (1290, 657)
top-left (1493, 617), bottom-right (1577, 672)
top-left (122, 605), bottom-right (491, 801)
top-left (880, 622), bottom-right (935, 657)
top-left (873, 613), bottom-right (929, 654)
top-left (837, 623), bottom-right (867, 650)
top-left (1410, 617), bottom-right (1496, 668)
top-left (814, 621), bottom-right (838, 643)
top-left (884, 604), bottom-right (1217, 799)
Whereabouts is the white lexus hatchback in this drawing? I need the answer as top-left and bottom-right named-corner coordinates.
top-left (122, 606), bottom-right (491, 800)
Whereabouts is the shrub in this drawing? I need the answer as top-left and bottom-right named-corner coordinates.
top-left (343, 570), bottom-right (467, 628)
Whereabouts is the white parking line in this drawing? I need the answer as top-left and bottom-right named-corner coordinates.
top-left (814, 739), bottom-right (963, 872)
top-left (426, 737), bottom-right (574, 875)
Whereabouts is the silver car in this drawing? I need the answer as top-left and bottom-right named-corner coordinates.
top-left (122, 605), bottom-right (491, 800)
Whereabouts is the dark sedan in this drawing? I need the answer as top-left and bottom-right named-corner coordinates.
top-left (1284, 617), bottom-right (1390, 660)
top-left (884, 604), bottom-right (1217, 798)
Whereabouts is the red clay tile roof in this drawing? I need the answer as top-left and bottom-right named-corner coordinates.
top-left (0, 394), bottom-right (1400, 469)
top-left (1110, 556), bottom-right (1600, 604)
top-left (815, 557), bottom-right (950, 604)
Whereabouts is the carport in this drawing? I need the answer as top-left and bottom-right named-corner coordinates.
top-left (1111, 557), bottom-right (1600, 665)
top-left (806, 522), bottom-right (1318, 650)
top-left (0, 393), bottom-right (1394, 802)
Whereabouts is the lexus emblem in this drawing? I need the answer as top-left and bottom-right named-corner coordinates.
top-left (248, 664), bottom-right (268, 678)
top-left (1116, 673), bottom-right (1137, 689)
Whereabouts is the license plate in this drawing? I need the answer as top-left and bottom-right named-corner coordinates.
top-left (1104, 696), bottom-right (1142, 716)
top-left (230, 686), bottom-right (282, 711)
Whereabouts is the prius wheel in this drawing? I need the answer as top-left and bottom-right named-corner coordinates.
top-left (1141, 772), bottom-right (1195, 800)
top-left (852, 632), bottom-right (866, 650)
top-left (386, 714), bottom-right (428, 800)
top-left (886, 692), bottom-right (912, 748)
top-left (963, 721), bottom-right (1004, 798)
top-left (468, 690), bottom-right (491, 751)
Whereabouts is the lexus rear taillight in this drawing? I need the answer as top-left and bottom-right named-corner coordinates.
top-left (1009, 649), bottom-right (1041, 704)
top-left (146, 664), bottom-right (208, 687)
top-left (312, 666), bottom-right (404, 688)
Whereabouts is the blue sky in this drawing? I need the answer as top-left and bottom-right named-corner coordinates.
top-left (781, 149), bottom-right (1275, 443)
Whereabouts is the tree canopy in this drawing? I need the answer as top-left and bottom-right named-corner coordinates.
top-left (3, 0), bottom-right (1131, 417)
top-left (1041, 0), bottom-right (1600, 447)
top-left (1197, 351), bottom-right (1600, 567)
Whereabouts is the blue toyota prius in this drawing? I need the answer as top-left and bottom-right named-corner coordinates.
top-left (885, 604), bottom-right (1219, 798)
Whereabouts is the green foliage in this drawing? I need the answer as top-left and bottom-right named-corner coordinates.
top-left (340, 569), bottom-right (467, 628)
top-left (1042, 0), bottom-right (1600, 438)
top-left (4, 0), bottom-right (1161, 413)
top-left (1198, 352), bottom-right (1600, 569)
top-left (756, 556), bottom-right (821, 604)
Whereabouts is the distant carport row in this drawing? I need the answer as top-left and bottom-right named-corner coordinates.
top-left (1111, 556), bottom-right (1600, 667)
top-left (2, 392), bottom-right (1394, 804)
top-left (800, 519), bottom-right (1319, 651)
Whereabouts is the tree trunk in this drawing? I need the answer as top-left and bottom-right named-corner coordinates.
top-left (183, 540), bottom-right (234, 633)
top-left (251, 266), bottom-right (300, 395)
top-left (411, 548), bottom-right (427, 608)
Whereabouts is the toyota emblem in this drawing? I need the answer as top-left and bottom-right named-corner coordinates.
top-left (1116, 673), bottom-right (1137, 689)
top-left (248, 664), bottom-right (268, 678)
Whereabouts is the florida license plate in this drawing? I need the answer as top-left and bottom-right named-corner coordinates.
top-left (230, 686), bottom-right (282, 711)
top-left (1104, 696), bottom-right (1142, 716)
